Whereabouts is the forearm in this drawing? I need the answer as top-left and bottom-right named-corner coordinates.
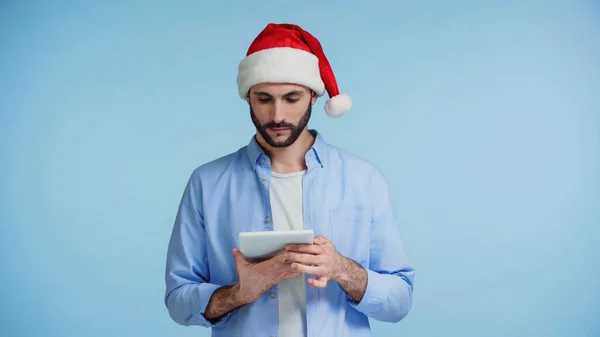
top-left (335, 256), bottom-right (368, 303)
top-left (203, 284), bottom-right (245, 322)
top-left (334, 255), bottom-right (413, 323)
top-left (166, 282), bottom-right (234, 327)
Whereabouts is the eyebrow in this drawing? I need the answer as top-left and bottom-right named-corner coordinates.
top-left (253, 90), bottom-right (305, 97)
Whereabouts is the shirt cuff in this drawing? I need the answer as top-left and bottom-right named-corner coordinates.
top-left (190, 283), bottom-right (233, 327)
top-left (348, 269), bottom-right (385, 315)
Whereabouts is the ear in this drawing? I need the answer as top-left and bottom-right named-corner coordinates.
top-left (311, 90), bottom-right (317, 104)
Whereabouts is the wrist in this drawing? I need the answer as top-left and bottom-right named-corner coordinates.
top-left (230, 282), bottom-right (247, 306)
top-left (333, 254), bottom-right (350, 283)
top-left (335, 256), bottom-right (366, 284)
top-left (333, 256), bottom-right (368, 304)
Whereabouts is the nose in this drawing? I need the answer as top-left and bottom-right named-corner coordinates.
top-left (271, 100), bottom-right (286, 123)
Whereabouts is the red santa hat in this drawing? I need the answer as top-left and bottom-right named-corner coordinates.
top-left (237, 23), bottom-right (351, 118)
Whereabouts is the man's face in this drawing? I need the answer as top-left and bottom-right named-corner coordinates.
top-left (248, 83), bottom-right (316, 148)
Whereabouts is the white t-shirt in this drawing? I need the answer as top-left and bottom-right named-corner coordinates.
top-left (270, 169), bottom-right (307, 337)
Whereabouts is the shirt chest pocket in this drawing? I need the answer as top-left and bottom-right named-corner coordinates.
top-left (328, 208), bottom-right (371, 267)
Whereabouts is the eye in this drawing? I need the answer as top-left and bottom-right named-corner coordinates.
top-left (286, 98), bottom-right (299, 103)
top-left (258, 98), bottom-right (271, 103)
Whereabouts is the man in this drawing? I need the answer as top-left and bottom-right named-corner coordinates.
top-left (164, 23), bottom-right (414, 337)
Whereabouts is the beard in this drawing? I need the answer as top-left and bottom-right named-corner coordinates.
top-left (250, 101), bottom-right (312, 148)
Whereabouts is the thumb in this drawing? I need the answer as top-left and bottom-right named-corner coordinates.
top-left (232, 248), bottom-right (245, 263)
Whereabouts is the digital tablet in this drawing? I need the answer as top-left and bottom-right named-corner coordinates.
top-left (238, 229), bottom-right (314, 261)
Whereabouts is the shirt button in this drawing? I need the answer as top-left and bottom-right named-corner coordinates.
top-left (261, 179), bottom-right (266, 184)
top-left (271, 334), bottom-right (276, 337)
top-left (265, 216), bottom-right (271, 222)
top-left (270, 293), bottom-right (276, 299)
top-left (261, 157), bottom-right (266, 163)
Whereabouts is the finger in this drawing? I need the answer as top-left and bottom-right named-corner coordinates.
top-left (313, 235), bottom-right (329, 245)
top-left (232, 248), bottom-right (248, 264)
top-left (232, 248), bottom-right (245, 259)
top-left (286, 244), bottom-right (322, 255)
top-left (273, 251), bottom-right (290, 262)
top-left (288, 272), bottom-right (303, 279)
top-left (262, 252), bottom-right (290, 266)
top-left (286, 252), bottom-right (322, 266)
top-left (291, 262), bottom-right (324, 276)
top-left (308, 276), bottom-right (328, 288)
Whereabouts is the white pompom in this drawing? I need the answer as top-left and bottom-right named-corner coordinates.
top-left (324, 93), bottom-right (352, 118)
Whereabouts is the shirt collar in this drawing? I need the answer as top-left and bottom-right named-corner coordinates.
top-left (246, 129), bottom-right (327, 171)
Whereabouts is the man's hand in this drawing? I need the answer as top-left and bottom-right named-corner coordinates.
top-left (284, 235), bottom-right (344, 288)
top-left (232, 248), bottom-right (302, 305)
top-left (204, 249), bottom-right (300, 322)
top-left (285, 235), bottom-right (368, 303)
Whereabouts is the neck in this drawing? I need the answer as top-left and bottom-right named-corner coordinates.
top-left (256, 129), bottom-right (315, 174)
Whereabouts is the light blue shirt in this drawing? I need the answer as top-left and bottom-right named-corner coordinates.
top-left (164, 130), bottom-right (415, 336)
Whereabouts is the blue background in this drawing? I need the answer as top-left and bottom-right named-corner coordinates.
top-left (1, 1), bottom-right (599, 336)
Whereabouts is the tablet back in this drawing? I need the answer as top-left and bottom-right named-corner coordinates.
top-left (238, 230), bottom-right (314, 260)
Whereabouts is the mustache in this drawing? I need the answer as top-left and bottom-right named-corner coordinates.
top-left (263, 121), bottom-right (296, 129)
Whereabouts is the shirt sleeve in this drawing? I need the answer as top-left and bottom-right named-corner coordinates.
top-left (164, 171), bottom-right (233, 327)
top-left (348, 167), bottom-right (415, 323)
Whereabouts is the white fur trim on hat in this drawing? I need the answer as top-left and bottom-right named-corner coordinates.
top-left (237, 47), bottom-right (325, 99)
top-left (325, 93), bottom-right (352, 117)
